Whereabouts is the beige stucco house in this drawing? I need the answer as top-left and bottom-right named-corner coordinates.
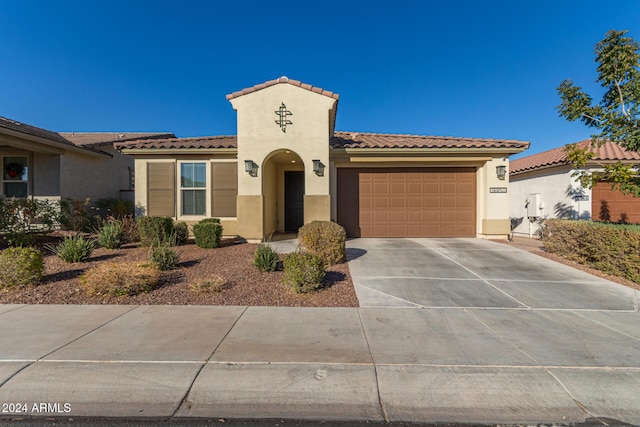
top-left (118, 77), bottom-right (529, 242)
top-left (0, 115), bottom-right (171, 203)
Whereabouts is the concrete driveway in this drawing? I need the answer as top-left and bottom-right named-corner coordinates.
top-left (348, 238), bottom-right (640, 424)
top-left (348, 237), bottom-right (638, 310)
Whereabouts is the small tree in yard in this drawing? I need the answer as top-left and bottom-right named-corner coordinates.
top-left (557, 29), bottom-right (640, 196)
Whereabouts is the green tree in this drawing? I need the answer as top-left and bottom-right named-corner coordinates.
top-left (557, 29), bottom-right (640, 196)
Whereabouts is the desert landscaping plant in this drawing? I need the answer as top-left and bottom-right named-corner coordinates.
top-left (81, 262), bottom-right (162, 297)
top-left (254, 244), bottom-right (279, 272)
top-left (544, 219), bottom-right (640, 282)
top-left (282, 251), bottom-right (325, 293)
top-left (0, 246), bottom-right (44, 288)
top-left (46, 234), bottom-right (95, 263)
top-left (137, 216), bottom-right (175, 246)
top-left (0, 198), bottom-right (61, 246)
top-left (192, 219), bottom-right (223, 249)
top-left (190, 274), bottom-right (229, 293)
top-left (95, 197), bottom-right (134, 218)
top-left (149, 243), bottom-right (180, 271)
top-left (173, 221), bottom-right (189, 245)
top-left (298, 220), bottom-right (346, 266)
top-left (97, 219), bottom-right (124, 249)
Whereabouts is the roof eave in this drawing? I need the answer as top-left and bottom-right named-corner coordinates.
top-left (0, 127), bottom-right (111, 158)
top-left (332, 146), bottom-right (529, 155)
top-left (119, 147), bottom-right (238, 155)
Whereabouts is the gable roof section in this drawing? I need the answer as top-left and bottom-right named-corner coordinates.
top-left (510, 139), bottom-right (640, 175)
top-left (226, 76), bottom-right (340, 101)
top-left (117, 131), bottom-right (528, 152)
top-left (331, 131), bottom-right (529, 151)
top-left (0, 116), bottom-right (75, 145)
top-left (0, 116), bottom-right (110, 158)
top-left (61, 132), bottom-right (175, 148)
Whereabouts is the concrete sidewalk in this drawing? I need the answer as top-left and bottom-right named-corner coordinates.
top-left (0, 303), bottom-right (639, 425)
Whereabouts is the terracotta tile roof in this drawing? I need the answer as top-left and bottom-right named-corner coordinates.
top-left (510, 139), bottom-right (640, 175)
top-left (61, 132), bottom-right (175, 148)
top-left (117, 131), bottom-right (529, 152)
top-left (116, 135), bottom-right (237, 150)
top-left (0, 116), bottom-right (73, 145)
top-left (330, 131), bottom-right (529, 150)
top-left (226, 76), bottom-right (340, 101)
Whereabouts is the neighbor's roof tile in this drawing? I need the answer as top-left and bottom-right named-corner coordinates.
top-left (510, 139), bottom-right (640, 175)
top-left (0, 116), bottom-right (74, 146)
top-left (61, 132), bottom-right (175, 148)
top-left (226, 76), bottom-right (340, 101)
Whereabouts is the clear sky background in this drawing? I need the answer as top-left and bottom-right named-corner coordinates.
top-left (1, 0), bottom-right (639, 159)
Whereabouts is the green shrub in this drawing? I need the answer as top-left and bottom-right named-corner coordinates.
top-left (149, 243), bottom-right (180, 271)
top-left (137, 216), bottom-right (174, 246)
top-left (543, 219), bottom-right (640, 283)
top-left (0, 247), bottom-right (44, 288)
top-left (46, 234), bottom-right (95, 263)
top-left (192, 220), bottom-right (223, 249)
top-left (81, 262), bottom-right (162, 296)
top-left (97, 220), bottom-right (124, 249)
top-left (95, 198), bottom-right (134, 218)
top-left (282, 252), bottom-right (325, 293)
top-left (298, 221), bottom-right (346, 266)
top-left (0, 198), bottom-right (61, 246)
top-left (173, 221), bottom-right (189, 245)
top-left (199, 218), bottom-right (221, 224)
top-left (254, 244), bottom-right (279, 272)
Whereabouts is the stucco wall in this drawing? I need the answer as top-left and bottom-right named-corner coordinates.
top-left (33, 152), bottom-right (61, 197)
top-left (509, 165), bottom-right (590, 237)
top-left (230, 84), bottom-right (336, 198)
top-left (476, 156), bottom-right (511, 237)
top-left (60, 147), bottom-right (133, 201)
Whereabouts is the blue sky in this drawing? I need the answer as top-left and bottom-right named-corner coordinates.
top-left (1, 1), bottom-right (639, 159)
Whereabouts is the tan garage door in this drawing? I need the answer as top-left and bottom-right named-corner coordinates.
top-left (337, 167), bottom-right (476, 237)
top-left (592, 182), bottom-right (640, 223)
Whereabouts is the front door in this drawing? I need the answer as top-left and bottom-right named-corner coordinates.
top-left (284, 171), bottom-right (304, 232)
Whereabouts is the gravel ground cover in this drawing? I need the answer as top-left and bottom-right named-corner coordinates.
top-left (0, 240), bottom-right (359, 307)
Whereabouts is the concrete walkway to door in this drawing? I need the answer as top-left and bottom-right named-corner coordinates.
top-left (347, 237), bottom-right (640, 424)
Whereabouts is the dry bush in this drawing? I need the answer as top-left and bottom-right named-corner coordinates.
top-left (81, 262), bottom-right (162, 296)
top-left (297, 221), bottom-right (346, 266)
top-left (543, 219), bottom-right (640, 282)
top-left (190, 274), bottom-right (230, 293)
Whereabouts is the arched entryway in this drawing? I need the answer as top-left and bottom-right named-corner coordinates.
top-left (262, 149), bottom-right (305, 238)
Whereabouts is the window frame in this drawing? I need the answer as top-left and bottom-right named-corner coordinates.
top-left (2, 155), bottom-right (30, 198)
top-left (177, 160), bottom-right (210, 219)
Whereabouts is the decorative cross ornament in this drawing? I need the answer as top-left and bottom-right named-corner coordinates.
top-left (275, 103), bottom-right (293, 132)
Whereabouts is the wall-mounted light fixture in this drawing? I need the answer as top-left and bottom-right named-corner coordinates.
top-left (245, 160), bottom-right (258, 177)
top-left (312, 159), bottom-right (325, 176)
top-left (496, 165), bottom-right (506, 180)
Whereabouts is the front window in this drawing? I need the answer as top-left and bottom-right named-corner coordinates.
top-left (3, 156), bottom-right (28, 198)
top-left (180, 162), bottom-right (206, 215)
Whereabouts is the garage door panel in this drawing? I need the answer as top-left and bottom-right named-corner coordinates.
top-left (338, 167), bottom-right (476, 237)
top-left (592, 182), bottom-right (640, 223)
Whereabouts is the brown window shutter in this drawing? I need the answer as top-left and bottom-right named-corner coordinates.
top-left (212, 163), bottom-right (238, 217)
top-left (147, 162), bottom-right (175, 217)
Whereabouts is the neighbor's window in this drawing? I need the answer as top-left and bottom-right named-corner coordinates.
top-left (180, 162), bottom-right (206, 215)
top-left (3, 156), bottom-right (28, 198)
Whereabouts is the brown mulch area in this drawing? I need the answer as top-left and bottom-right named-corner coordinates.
top-left (0, 240), bottom-right (359, 307)
top-left (496, 238), bottom-right (640, 291)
